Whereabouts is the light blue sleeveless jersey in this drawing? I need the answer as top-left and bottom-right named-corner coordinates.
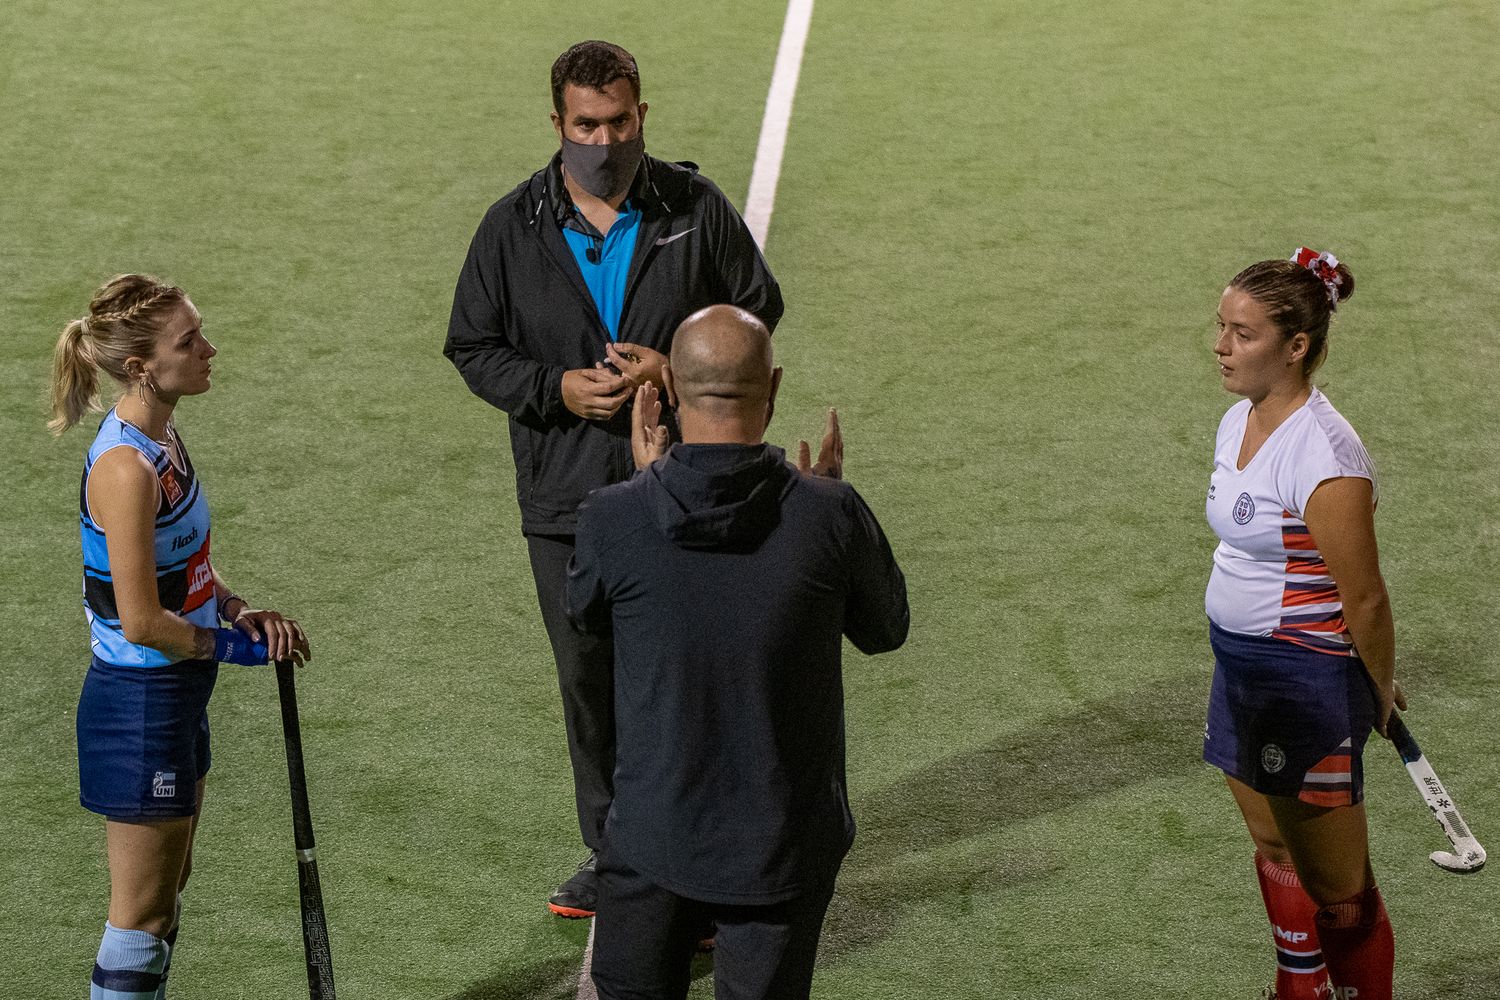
top-left (80, 410), bottom-right (217, 667)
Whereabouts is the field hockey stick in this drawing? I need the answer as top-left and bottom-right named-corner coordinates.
top-left (275, 659), bottom-right (338, 998)
top-left (1387, 713), bottom-right (1486, 873)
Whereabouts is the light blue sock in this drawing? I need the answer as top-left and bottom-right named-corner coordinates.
top-left (91, 922), bottom-right (168, 1000)
top-left (155, 895), bottom-right (182, 1000)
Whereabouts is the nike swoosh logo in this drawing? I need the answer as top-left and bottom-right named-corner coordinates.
top-left (655, 228), bottom-right (697, 247)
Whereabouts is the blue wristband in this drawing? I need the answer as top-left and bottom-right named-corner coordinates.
top-left (213, 628), bottom-right (269, 666)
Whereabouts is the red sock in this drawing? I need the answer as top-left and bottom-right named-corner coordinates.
top-left (1316, 885), bottom-right (1394, 1000)
top-left (1254, 853), bottom-right (1332, 1000)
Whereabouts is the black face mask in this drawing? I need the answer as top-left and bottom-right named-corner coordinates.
top-left (560, 133), bottom-right (645, 200)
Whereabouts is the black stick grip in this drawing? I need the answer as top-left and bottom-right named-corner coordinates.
top-left (275, 660), bottom-right (337, 999)
top-left (1386, 712), bottom-right (1422, 766)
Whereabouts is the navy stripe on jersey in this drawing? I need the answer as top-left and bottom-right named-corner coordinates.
top-left (1281, 524), bottom-right (1312, 544)
top-left (154, 481), bottom-right (203, 530)
top-left (1279, 609), bottom-right (1346, 627)
top-left (76, 483), bottom-right (203, 536)
top-left (83, 553), bottom-right (210, 623)
top-left (1283, 580), bottom-right (1340, 599)
top-left (85, 539), bottom-right (201, 578)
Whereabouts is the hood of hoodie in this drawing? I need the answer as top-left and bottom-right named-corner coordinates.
top-left (645, 443), bottom-right (794, 551)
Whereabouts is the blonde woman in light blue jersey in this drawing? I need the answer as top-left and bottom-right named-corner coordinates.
top-left (50, 274), bottom-right (309, 1000)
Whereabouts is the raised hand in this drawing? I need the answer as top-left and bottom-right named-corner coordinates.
top-left (797, 407), bottom-right (842, 480)
top-left (631, 382), bottom-right (670, 470)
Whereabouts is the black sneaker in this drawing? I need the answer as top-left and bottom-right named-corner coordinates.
top-left (547, 850), bottom-right (599, 918)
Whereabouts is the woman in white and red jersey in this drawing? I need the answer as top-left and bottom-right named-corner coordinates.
top-left (1203, 249), bottom-right (1403, 1000)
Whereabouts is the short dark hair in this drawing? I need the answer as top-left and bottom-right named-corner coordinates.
top-left (551, 41), bottom-right (640, 117)
top-left (1229, 255), bottom-right (1356, 377)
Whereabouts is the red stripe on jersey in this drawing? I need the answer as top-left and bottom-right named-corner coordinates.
top-left (1278, 611), bottom-right (1350, 632)
top-left (1285, 555), bottom-right (1329, 575)
top-left (1278, 611), bottom-right (1348, 630)
top-left (1280, 511), bottom-right (1319, 551)
top-left (1281, 528), bottom-right (1318, 551)
top-left (1282, 585), bottom-right (1341, 608)
top-left (1271, 629), bottom-right (1354, 655)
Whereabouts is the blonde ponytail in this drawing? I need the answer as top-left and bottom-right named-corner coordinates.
top-left (46, 274), bottom-right (187, 435)
top-left (48, 318), bottom-right (102, 434)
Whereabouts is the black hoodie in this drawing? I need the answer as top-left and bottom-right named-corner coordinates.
top-left (567, 443), bottom-right (909, 904)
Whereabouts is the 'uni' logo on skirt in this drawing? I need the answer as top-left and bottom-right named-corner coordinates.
top-left (152, 771), bottom-right (177, 798)
top-left (1260, 745), bottom-right (1286, 774)
top-left (1233, 492), bottom-right (1255, 525)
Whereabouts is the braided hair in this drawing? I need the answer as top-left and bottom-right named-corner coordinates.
top-left (48, 274), bottom-right (187, 434)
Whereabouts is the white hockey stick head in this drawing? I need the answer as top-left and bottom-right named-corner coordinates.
top-left (1430, 840), bottom-right (1486, 873)
top-left (1390, 716), bottom-right (1486, 874)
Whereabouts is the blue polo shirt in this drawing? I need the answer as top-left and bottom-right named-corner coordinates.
top-left (563, 203), bottom-right (642, 341)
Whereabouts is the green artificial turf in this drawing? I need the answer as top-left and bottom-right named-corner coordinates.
top-left (2, 1), bottom-right (1497, 996)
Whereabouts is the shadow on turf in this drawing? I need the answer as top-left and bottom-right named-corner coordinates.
top-left (443, 658), bottom-right (1488, 996)
top-left (443, 933), bottom-right (713, 999)
top-left (446, 675), bottom-right (1209, 995)
top-left (443, 953), bottom-right (580, 1000)
top-left (821, 672), bottom-right (1207, 962)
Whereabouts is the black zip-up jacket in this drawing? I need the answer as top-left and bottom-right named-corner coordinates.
top-left (566, 444), bottom-right (910, 904)
top-left (444, 153), bottom-right (784, 534)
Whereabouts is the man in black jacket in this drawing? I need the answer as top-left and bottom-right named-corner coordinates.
top-left (567, 306), bottom-right (909, 999)
top-left (443, 41), bottom-right (782, 916)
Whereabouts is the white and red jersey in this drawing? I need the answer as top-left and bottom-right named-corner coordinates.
top-left (1205, 388), bottom-right (1377, 655)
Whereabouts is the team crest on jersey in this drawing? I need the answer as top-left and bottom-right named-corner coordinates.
top-left (1233, 492), bottom-right (1255, 525)
top-left (152, 771), bottom-right (177, 798)
top-left (159, 467), bottom-right (185, 506)
top-left (1261, 744), bottom-right (1286, 774)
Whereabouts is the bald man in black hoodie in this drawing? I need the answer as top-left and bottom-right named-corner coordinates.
top-left (566, 305), bottom-right (909, 999)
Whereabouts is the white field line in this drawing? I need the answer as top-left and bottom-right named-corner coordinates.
top-left (576, 918), bottom-right (598, 1000)
top-left (744, 0), bottom-right (815, 249)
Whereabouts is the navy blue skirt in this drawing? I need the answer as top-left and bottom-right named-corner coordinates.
top-left (1204, 621), bottom-right (1375, 806)
top-left (77, 656), bottom-right (218, 819)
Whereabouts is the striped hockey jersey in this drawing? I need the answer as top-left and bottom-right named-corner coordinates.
top-left (1205, 389), bottom-right (1377, 655)
top-left (80, 410), bottom-right (216, 666)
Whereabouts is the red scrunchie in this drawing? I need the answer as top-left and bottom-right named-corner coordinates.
top-left (1290, 246), bottom-right (1343, 308)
